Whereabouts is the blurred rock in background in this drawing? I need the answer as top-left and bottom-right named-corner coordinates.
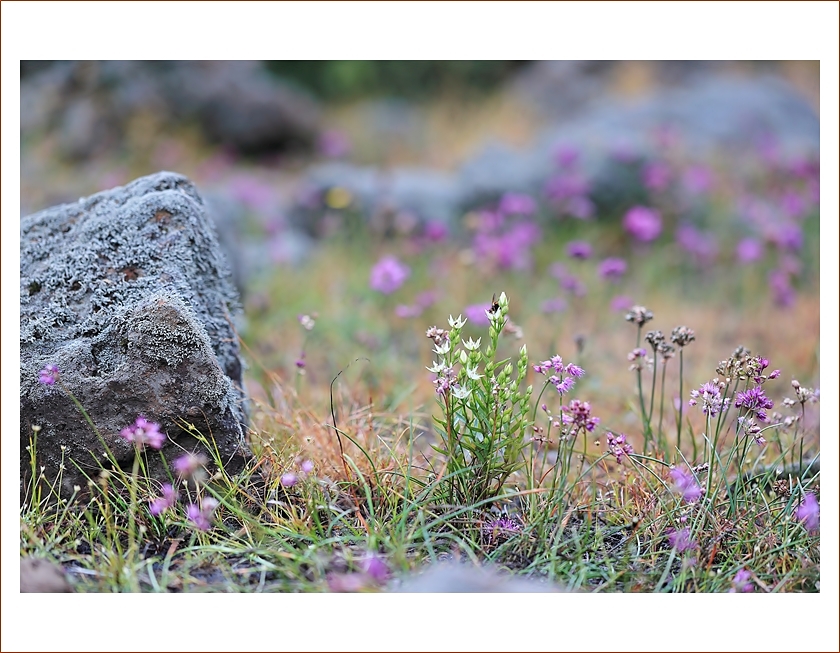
top-left (20, 61), bottom-right (322, 160)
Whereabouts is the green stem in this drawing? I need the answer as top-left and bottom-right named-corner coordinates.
top-left (676, 349), bottom-right (685, 452)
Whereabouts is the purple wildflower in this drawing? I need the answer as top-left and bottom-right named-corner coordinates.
top-left (464, 304), bottom-right (491, 325)
top-left (566, 240), bottom-right (592, 260)
top-left (120, 416), bottom-right (166, 450)
top-left (668, 527), bottom-right (697, 553)
top-left (540, 297), bottom-right (567, 314)
top-left (688, 380), bottom-right (730, 418)
top-left (173, 452), bottom-right (208, 478)
top-left (610, 295), bottom-right (634, 312)
top-left (498, 192), bottom-right (537, 217)
top-left (623, 206), bottom-right (663, 243)
top-left (599, 257), bottom-right (627, 281)
top-left (642, 161), bottom-right (672, 191)
top-left (359, 553), bottom-right (390, 584)
top-left (560, 274), bottom-right (587, 297)
top-left (734, 386), bottom-right (774, 422)
top-left (561, 399), bottom-right (600, 432)
top-left (606, 432), bottom-right (634, 464)
top-left (38, 364), bottom-right (60, 386)
top-left (682, 165), bottom-right (714, 195)
top-left (281, 472), bottom-right (298, 488)
top-left (149, 483), bottom-right (177, 516)
top-left (483, 516), bottom-right (522, 542)
top-left (795, 493), bottom-right (819, 533)
top-left (424, 220), bottom-right (448, 242)
top-left (369, 256), bottom-right (410, 294)
top-left (554, 144), bottom-right (580, 169)
top-left (565, 364), bottom-right (585, 378)
top-left (736, 238), bottom-right (764, 264)
top-left (395, 304), bottom-right (421, 319)
top-left (768, 269), bottom-right (796, 307)
top-left (670, 466), bottom-right (703, 503)
top-left (729, 569), bottom-right (755, 593)
top-left (186, 497), bottom-right (219, 531)
top-left (300, 460), bottom-right (314, 475)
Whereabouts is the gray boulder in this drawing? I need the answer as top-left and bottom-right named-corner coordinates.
top-left (20, 172), bottom-right (249, 502)
top-left (20, 61), bottom-right (321, 160)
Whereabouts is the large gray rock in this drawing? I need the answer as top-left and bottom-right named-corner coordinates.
top-left (20, 172), bottom-right (249, 501)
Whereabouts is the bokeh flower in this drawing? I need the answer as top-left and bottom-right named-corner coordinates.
top-left (599, 257), bottom-right (627, 280)
top-left (623, 206), bottom-right (663, 242)
top-left (186, 496), bottom-right (219, 531)
top-left (795, 493), bottom-right (819, 533)
top-left (729, 569), bottom-right (755, 593)
top-left (498, 192), bottom-right (537, 217)
top-left (369, 256), bottom-right (410, 294)
top-left (566, 240), bottom-right (592, 259)
top-left (149, 483), bottom-right (177, 516)
top-left (667, 527), bottom-right (697, 553)
top-left (670, 466), bottom-right (703, 503)
top-left (736, 238), bottom-right (764, 264)
top-left (120, 416), bottom-right (165, 450)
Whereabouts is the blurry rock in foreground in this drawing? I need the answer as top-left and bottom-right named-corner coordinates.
top-left (394, 563), bottom-right (567, 593)
top-left (20, 558), bottom-right (73, 593)
top-left (20, 172), bottom-right (248, 502)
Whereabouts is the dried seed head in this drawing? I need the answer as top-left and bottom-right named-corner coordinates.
top-left (645, 330), bottom-right (665, 347)
top-left (670, 326), bottom-right (696, 347)
top-left (625, 305), bottom-right (654, 326)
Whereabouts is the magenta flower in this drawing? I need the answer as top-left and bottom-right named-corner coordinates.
top-left (149, 483), bottom-right (177, 516)
top-left (682, 165), bottom-right (714, 195)
top-left (120, 416), bottom-right (165, 450)
top-left (734, 386), bottom-right (774, 422)
top-left (395, 304), bottom-right (421, 319)
top-left (610, 295), bottom-right (634, 312)
top-left (424, 220), bottom-right (448, 242)
top-left (729, 569), bottom-right (755, 593)
top-left (623, 206), bottom-right (663, 243)
top-left (540, 297), bottom-right (567, 314)
top-left (359, 553), bottom-right (390, 584)
top-left (464, 304), bottom-right (491, 325)
top-left (38, 364), bottom-right (60, 386)
top-left (642, 161), bottom-right (672, 191)
top-left (566, 240), bottom-right (592, 260)
top-left (599, 257), bottom-right (627, 281)
top-left (498, 192), bottom-right (537, 217)
top-left (670, 466), bottom-right (703, 503)
top-left (554, 144), bottom-right (580, 169)
top-left (606, 431), bottom-right (634, 464)
top-left (768, 269), bottom-right (796, 307)
top-left (795, 493), bottom-right (819, 533)
top-left (689, 380), bottom-right (730, 418)
top-left (186, 496), bottom-right (219, 531)
top-left (736, 238), bottom-right (763, 264)
top-left (667, 527), bottom-right (696, 553)
top-left (561, 399), bottom-right (600, 432)
top-left (173, 452), bottom-right (208, 477)
top-left (369, 256), bottom-right (410, 294)
top-left (281, 472), bottom-right (298, 488)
